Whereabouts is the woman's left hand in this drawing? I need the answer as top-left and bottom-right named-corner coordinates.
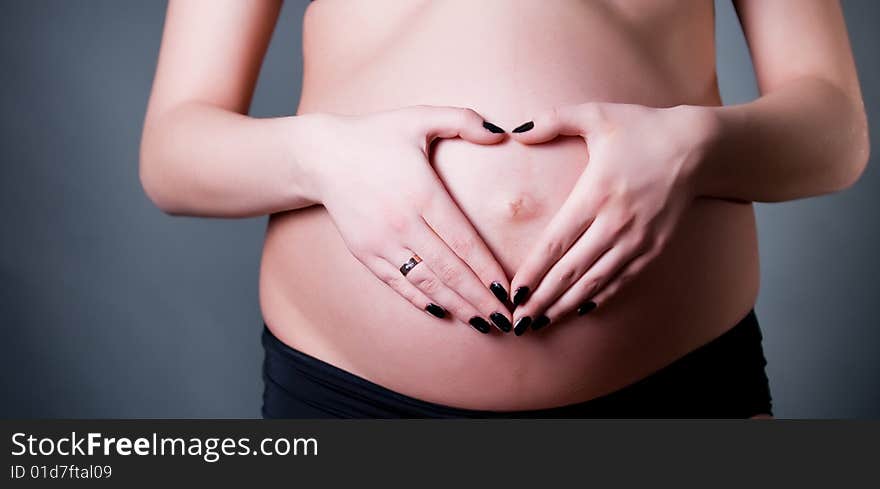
top-left (507, 102), bottom-right (714, 333)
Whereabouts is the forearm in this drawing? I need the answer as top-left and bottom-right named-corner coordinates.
top-left (693, 76), bottom-right (869, 202)
top-left (139, 102), bottom-right (323, 217)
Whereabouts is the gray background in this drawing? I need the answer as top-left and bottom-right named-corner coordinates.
top-left (1, 0), bottom-right (877, 418)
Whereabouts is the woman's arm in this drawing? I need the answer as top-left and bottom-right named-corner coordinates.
top-left (504, 0), bottom-right (869, 328)
top-left (140, 0), bottom-right (319, 217)
top-left (696, 0), bottom-right (870, 202)
top-left (141, 103), bottom-right (322, 217)
top-left (139, 0), bottom-right (515, 332)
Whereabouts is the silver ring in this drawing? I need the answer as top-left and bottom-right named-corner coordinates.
top-left (399, 254), bottom-right (422, 276)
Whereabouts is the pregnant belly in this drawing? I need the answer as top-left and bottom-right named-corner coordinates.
top-left (259, 135), bottom-right (760, 410)
top-left (432, 136), bottom-right (587, 274)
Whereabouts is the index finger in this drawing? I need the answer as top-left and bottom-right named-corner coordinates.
top-left (420, 188), bottom-right (512, 306)
top-left (509, 176), bottom-right (601, 306)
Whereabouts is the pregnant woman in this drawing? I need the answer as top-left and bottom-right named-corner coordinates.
top-left (140, 0), bottom-right (868, 418)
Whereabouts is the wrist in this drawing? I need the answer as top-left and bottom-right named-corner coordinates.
top-left (279, 112), bottom-right (338, 206)
top-left (672, 104), bottom-right (722, 199)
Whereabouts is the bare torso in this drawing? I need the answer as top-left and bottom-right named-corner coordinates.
top-left (259, 0), bottom-right (759, 410)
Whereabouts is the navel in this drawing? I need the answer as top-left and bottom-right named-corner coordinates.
top-left (503, 192), bottom-right (541, 221)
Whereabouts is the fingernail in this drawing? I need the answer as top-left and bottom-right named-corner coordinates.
top-left (469, 316), bottom-right (492, 334)
top-left (513, 316), bottom-right (532, 336)
top-left (425, 303), bottom-right (447, 318)
top-left (577, 301), bottom-right (597, 316)
top-left (531, 315), bottom-right (551, 331)
top-left (490, 312), bottom-right (512, 333)
top-left (482, 121), bottom-right (506, 134)
top-left (512, 121), bottom-right (534, 133)
top-left (489, 282), bottom-right (509, 303)
top-left (512, 286), bottom-right (531, 306)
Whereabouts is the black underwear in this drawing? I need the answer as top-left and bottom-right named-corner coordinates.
top-left (261, 310), bottom-right (773, 418)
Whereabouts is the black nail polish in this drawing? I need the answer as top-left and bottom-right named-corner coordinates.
top-left (469, 316), bottom-right (492, 334)
top-left (512, 121), bottom-right (534, 133)
top-left (490, 282), bottom-right (509, 303)
top-left (482, 121), bottom-right (506, 134)
top-left (577, 301), bottom-right (597, 316)
top-left (512, 286), bottom-right (531, 306)
top-left (489, 312), bottom-right (512, 333)
top-left (531, 315), bottom-right (551, 331)
top-left (514, 316), bottom-right (532, 336)
top-left (425, 303), bottom-right (446, 318)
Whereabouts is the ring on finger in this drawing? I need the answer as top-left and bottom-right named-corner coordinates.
top-left (399, 254), bottom-right (422, 276)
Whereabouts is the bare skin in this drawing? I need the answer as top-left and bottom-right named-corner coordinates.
top-left (140, 0), bottom-right (868, 412)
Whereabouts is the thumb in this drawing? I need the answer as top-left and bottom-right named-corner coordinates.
top-left (416, 106), bottom-right (507, 146)
top-left (510, 104), bottom-right (596, 144)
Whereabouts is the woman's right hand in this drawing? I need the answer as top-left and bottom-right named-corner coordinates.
top-left (301, 106), bottom-right (513, 334)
